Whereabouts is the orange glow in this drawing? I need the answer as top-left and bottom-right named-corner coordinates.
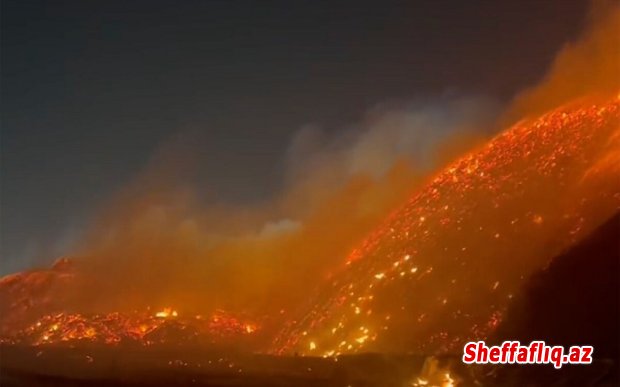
top-left (0, 309), bottom-right (259, 346)
top-left (273, 95), bottom-right (620, 355)
top-left (0, 95), bottom-right (618, 356)
top-left (155, 307), bottom-right (178, 318)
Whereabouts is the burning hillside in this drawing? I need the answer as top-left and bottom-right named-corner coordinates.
top-left (3, 2), bottom-right (620, 386)
top-left (0, 308), bottom-right (258, 347)
top-left (0, 259), bottom-right (260, 347)
top-left (273, 94), bottom-right (620, 356)
top-left (2, 94), bottom-right (618, 356)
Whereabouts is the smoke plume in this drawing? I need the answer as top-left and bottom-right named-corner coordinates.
top-left (67, 96), bottom-right (497, 321)
top-left (506, 0), bottom-right (619, 120)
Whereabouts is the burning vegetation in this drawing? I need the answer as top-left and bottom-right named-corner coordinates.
top-left (0, 259), bottom-right (260, 347)
top-left (2, 95), bottom-right (618, 356)
top-left (1, 5), bottom-right (619, 386)
top-left (0, 308), bottom-right (258, 347)
top-left (274, 95), bottom-right (620, 356)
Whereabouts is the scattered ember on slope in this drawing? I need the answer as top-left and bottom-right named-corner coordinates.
top-left (0, 307), bottom-right (259, 347)
top-left (0, 258), bottom-right (76, 335)
top-left (273, 95), bottom-right (620, 356)
top-left (1, 96), bottom-right (618, 356)
top-left (0, 258), bottom-right (261, 347)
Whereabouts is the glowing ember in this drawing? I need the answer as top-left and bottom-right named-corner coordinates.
top-left (0, 256), bottom-right (263, 347)
top-left (0, 308), bottom-right (259, 347)
top-left (274, 95), bottom-right (620, 355)
top-left (155, 308), bottom-right (178, 318)
top-left (1, 95), bottom-right (618, 357)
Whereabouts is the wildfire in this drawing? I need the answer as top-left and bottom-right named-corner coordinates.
top-left (0, 257), bottom-right (263, 348)
top-left (0, 308), bottom-right (259, 347)
top-left (273, 95), bottom-right (620, 355)
top-left (155, 308), bottom-right (178, 319)
top-left (1, 95), bottom-right (618, 359)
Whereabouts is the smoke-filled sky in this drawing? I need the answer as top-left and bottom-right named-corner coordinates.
top-left (1, 0), bottom-right (591, 274)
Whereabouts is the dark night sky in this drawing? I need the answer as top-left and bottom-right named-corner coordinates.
top-left (1, 0), bottom-right (588, 273)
